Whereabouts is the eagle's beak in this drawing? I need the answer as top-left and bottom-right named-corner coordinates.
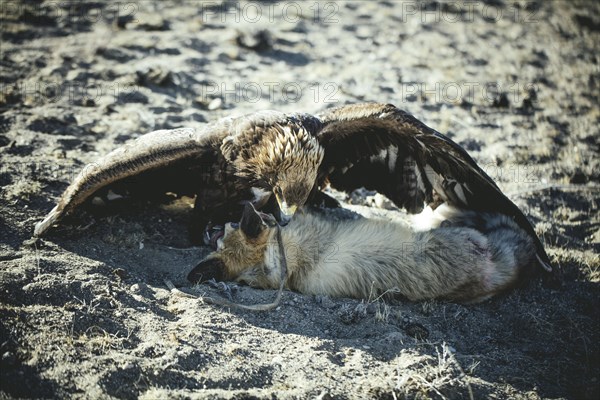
top-left (278, 201), bottom-right (297, 225)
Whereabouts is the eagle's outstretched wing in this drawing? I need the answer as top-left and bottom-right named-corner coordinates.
top-left (315, 103), bottom-right (555, 275)
top-left (34, 125), bottom-right (228, 237)
top-left (33, 110), bottom-right (320, 236)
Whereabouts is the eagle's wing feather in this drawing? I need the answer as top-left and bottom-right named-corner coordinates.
top-left (34, 110), bottom-right (322, 236)
top-left (315, 103), bottom-right (555, 275)
top-left (34, 125), bottom-right (227, 237)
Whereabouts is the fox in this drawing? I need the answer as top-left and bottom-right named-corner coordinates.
top-left (188, 203), bottom-right (539, 303)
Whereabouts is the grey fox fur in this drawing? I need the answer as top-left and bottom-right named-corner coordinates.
top-left (188, 204), bottom-right (537, 303)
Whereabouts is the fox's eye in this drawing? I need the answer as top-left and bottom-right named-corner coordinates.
top-left (230, 222), bottom-right (239, 229)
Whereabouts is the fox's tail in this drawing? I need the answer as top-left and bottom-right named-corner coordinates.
top-left (416, 205), bottom-right (554, 281)
top-left (447, 210), bottom-right (540, 300)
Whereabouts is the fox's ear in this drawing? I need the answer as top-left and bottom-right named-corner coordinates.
top-left (188, 258), bottom-right (226, 283)
top-left (240, 203), bottom-right (266, 239)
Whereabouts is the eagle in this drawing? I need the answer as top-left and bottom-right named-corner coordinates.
top-left (33, 103), bottom-right (556, 277)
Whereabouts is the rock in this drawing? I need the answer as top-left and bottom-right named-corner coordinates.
top-left (112, 269), bottom-right (128, 280)
top-left (130, 283), bottom-right (142, 293)
top-left (235, 29), bottom-right (273, 52)
top-left (96, 47), bottom-right (135, 63)
top-left (134, 14), bottom-right (170, 31)
top-left (207, 97), bottom-right (222, 110)
top-left (136, 67), bottom-right (173, 87)
top-left (315, 295), bottom-right (336, 309)
top-left (194, 96), bottom-right (222, 111)
top-left (570, 170), bottom-right (588, 184)
top-left (492, 92), bottom-right (510, 108)
top-left (117, 90), bottom-right (149, 104)
top-left (2, 351), bottom-right (16, 365)
top-left (115, 14), bottom-right (135, 29)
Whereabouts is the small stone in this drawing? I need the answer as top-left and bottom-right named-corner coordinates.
top-left (121, 362), bottom-right (136, 370)
top-left (338, 306), bottom-right (365, 324)
top-left (366, 303), bottom-right (378, 314)
top-left (117, 90), bottom-right (148, 104)
top-left (569, 171), bottom-right (587, 184)
top-left (115, 14), bottom-right (135, 29)
top-left (135, 14), bottom-right (169, 31)
top-left (113, 268), bottom-right (128, 280)
top-left (235, 29), bottom-right (273, 52)
top-left (96, 47), bottom-right (133, 63)
top-left (492, 92), bottom-right (510, 108)
top-left (22, 283), bottom-right (34, 292)
top-left (207, 97), bottom-right (222, 111)
top-left (136, 67), bottom-right (173, 87)
top-left (2, 351), bottom-right (16, 365)
top-left (316, 295), bottom-right (335, 309)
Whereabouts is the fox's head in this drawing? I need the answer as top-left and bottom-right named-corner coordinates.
top-left (187, 203), bottom-right (281, 288)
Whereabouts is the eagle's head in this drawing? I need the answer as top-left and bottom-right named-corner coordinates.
top-left (256, 125), bottom-right (324, 223)
top-left (222, 115), bottom-right (324, 224)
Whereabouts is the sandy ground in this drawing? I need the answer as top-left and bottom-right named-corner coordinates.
top-left (0, 0), bottom-right (599, 398)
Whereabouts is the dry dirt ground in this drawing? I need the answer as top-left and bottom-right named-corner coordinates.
top-left (1, 1), bottom-right (599, 399)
